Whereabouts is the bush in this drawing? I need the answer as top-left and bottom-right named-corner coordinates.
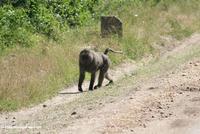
top-left (0, 5), bottom-right (34, 49)
top-left (0, 0), bottom-right (100, 50)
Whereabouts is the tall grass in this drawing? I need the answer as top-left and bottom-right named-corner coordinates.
top-left (1, 0), bottom-right (200, 111)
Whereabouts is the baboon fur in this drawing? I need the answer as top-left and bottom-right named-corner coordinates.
top-left (78, 48), bottom-right (122, 92)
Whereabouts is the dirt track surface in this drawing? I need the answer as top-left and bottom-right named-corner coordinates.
top-left (0, 34), bottom-right (200, 134)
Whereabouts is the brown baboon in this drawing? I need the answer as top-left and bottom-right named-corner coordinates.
top-left (78, 48), bottom-right (122, 92)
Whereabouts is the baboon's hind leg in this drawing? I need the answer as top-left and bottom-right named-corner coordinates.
top-left (105, 72), bottom-right (113, 86)
top-left (94, 70), bottom-right (105, 89)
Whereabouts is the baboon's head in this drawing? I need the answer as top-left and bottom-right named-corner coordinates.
top-left (79, 49), bottom-right (94, 64)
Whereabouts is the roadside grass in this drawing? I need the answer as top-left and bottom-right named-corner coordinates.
top-left (139, 43), bottom-right (200, 77)
top-left (1, 1), bottom-right (200, 111)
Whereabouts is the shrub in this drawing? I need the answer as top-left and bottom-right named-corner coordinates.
top-left (0, 0), bottom-right (100, 49)
top-left (0, 5), bottom-right (34, 49)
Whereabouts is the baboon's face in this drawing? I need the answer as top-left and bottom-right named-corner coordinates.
top-left (79, 49), bottom-right (93, 64)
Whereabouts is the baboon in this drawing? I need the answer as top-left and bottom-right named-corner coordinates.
top-left (78, 48), bottom-right (122, 92)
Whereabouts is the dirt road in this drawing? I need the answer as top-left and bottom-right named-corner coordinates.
top-left (0, 34), bottom-right (200, 134)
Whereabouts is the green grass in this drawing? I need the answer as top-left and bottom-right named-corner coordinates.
top-left (1, 0), bottom-right (200, 111)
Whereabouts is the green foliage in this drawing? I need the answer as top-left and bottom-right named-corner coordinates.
top-left (46, 0), bottom-right (99, 26)
top-left (0, 0), bottom-right (100, 49)
top-left (0, 5), bottom-right (34, 49)
top-left (29, 3), bottom-right (60, 39)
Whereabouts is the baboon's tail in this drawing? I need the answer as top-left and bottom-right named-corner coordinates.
top-left (104, 48), bottom-right (123, 55)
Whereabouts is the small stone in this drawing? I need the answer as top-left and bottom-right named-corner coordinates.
top-left (43, 104), bottom-right (47, 108)
top-left (160, 111), bottom-right (164, 114)
top-left (167, 106), bottom-right (170, 108)
top-left (151, 115), bottom-right (155, 118)
top-left (88, 108), bottom-right (92, 110)
top-left (71, 112), bottom-right (77, 115)
top-left (13, 117), bottom-right (16, 119)
top-left (62, 124), bottom-right (67, 127)
top-left (182, 74), bottom-right (186, 76)
top-left (149, 87), bottom-right (155, 90)
top-left (110, 100), bottom-right (114, 103)
top-left (75, 115), bottom-right (82, 119)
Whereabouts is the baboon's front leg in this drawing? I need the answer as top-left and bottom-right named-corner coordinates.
top-left (78, 71), bottom-right (85, 92)
top-left (89, 73), bottom-right (96, 91)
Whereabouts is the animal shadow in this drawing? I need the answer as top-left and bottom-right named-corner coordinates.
top-left (59, 91), bottom-right (87, 94)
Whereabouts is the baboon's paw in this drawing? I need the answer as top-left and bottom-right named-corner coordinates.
top-left (94, 85), bottom-right (100, 89)
top-left (106, 80), bottom-right (114, 86)
top-left (89, 88), bottom-right (94, 91)
top-left (78, 88), bottom-right (83, 92)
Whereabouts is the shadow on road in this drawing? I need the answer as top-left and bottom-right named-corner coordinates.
top-left (59, 91), bottom-right (87, 94)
